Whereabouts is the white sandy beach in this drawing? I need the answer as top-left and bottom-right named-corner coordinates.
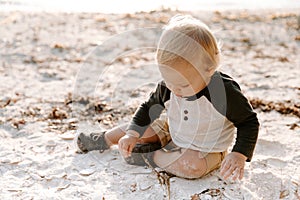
top-left (0, 8), bottom-right (300, 199)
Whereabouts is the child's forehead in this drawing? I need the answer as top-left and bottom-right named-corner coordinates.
top-left (160, 56), bottom-right (192, 68)
top-left (158, 57), bottom-right (200, 74)
top-left (160, 69), bottom-right (190, 85)
top-left (159, 61), bottom-right (200, 82)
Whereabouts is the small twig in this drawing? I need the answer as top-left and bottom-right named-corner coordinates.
top-left (142, 154), bottom-right (173, 200)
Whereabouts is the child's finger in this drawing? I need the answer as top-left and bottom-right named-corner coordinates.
top-left (239, 167), bottom-right (244, 180)
top-left (119, 142), bottom-right (129, 158)
top-left (125, 145), bottom-right (131, 157)
top-left (222, 167), bottom-right (234, 180)
top-left (127, 144), bottom-right (134, 157)
top-left (122, 147), bottom-right (127, 157)
top-left (231, 168), bottom-right (240, 181)
top-left (220, 160), bottom-right (230, 176)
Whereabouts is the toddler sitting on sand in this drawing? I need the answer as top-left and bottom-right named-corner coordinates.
top-left (76, 14), bottom-right (259, 180)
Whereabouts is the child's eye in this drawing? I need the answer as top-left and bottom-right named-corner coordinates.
top-left (181, 84), bottom-right (189, 88)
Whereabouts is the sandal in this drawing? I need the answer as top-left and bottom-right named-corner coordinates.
top-left (76, 131), bottom-right (109, 153)
top-left (125, 143), bottom-right (161, 167)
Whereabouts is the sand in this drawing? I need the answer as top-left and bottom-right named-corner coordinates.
top-left (0, 8), bottom-right (300, 200)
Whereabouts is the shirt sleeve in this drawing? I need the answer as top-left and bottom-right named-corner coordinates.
top-left (126, 81), bottom-right (170, 137)
top-left (225, 80), bottom-right (260, 162)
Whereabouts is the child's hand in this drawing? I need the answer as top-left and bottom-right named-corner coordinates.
top-left (118, 134), bottom-right (139, 158)
top-left (220, 152), bottom-right (247, 181)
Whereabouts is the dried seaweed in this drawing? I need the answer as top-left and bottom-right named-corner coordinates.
top-left (0, 98), bottom-right (11, 108)
top-left (191, 188), bottom-right (224, 199)
top-left (142, 155), bottom-right (174, 200)
top-left (250, 98), bottom-right (300, 118)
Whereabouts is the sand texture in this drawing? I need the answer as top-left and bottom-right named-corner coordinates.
top-left (0, 8), bottom-right (300, 199)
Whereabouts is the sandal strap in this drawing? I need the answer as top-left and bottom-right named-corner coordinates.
top-left (90, 132), bottom-right (109, 153)
top-left (125, 151), bottom-right (158, 168)
top-left (125, 143), bottom-right (161, 167)
top-left (132, 143), bottom-right (161, 153)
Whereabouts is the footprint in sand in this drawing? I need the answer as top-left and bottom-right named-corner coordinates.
top-left (255, 139), bottom-right (288, 157)
top-left (248, 172), bottom-right (283, 199)
top-left (265, 157), bottom-right (288, 168)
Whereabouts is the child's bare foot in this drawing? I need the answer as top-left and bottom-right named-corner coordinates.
top-left (75, 131), bottom-right (109, 153)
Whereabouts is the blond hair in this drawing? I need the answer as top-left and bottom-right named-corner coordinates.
top-left (156, 15), bottom-right (220, 72)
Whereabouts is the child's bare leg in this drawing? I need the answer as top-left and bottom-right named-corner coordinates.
top-left (153, 149), bottom-right (208, 179)
top-left (76, 123), bottom-right (161, 153)
top-left (104, 123), bottom-right (160, 146)
top-left (103, 124), bottom-right (126, 146)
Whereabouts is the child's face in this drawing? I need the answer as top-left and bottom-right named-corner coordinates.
top-left (159, 59), bottom-right (211, 97)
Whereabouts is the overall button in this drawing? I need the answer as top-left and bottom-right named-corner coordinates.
top-left (184, 116), bottom-right (188, 121)
top-left (184, 110), bottom-right (188, 114)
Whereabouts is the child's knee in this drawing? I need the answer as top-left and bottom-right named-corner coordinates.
top-left (176, 158), bottom-right (207, 179)
top-left (154, 150), bottom-right (208, 179)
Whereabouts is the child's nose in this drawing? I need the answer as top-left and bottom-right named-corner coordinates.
top-left (175, 87), bottom-right (181, 92)
top-left (166, 84), bottom-right (181, 94)
top-left (173, 87), bottom-right (182, 94)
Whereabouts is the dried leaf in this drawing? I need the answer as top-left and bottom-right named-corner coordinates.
top-left (280, 189), bottom-right (289, 199)
top-left (130, 183), bottom-right (137, 192)
top-left (59, 132), bottom-right (75, 140)
top-left (57, 183), bottom-right (70, 191)
top-left (79, 168), bottom-right (95, 176)
top-left (190, 193), bottom-right (200, 200)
